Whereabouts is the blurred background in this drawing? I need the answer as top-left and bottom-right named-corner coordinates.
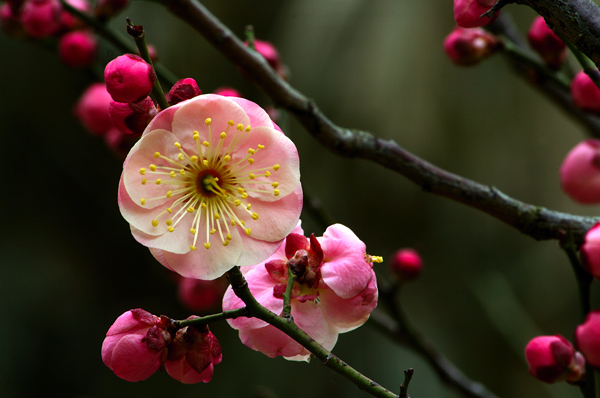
top-left (0, 0), bottom-right (597, 397)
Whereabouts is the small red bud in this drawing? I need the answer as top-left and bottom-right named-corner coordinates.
top-left (527, 16), bottom-right (566, 69)
top-left (389, 248), bottom-right (422, 281)
top-left (166, 78), bottom-right (202, 106)
top-left (443, 26), bottom-right (499, 66)
top-left (58, 30), bottom-right (97, 68)
top-left (525, 335), bottom-right (585, 384)
top-left (559, 139), bottom-right (600, 204)
top-left (104, 54), bottom-right (156, 103)
top-left (571, 71), bottom-right (600, 113)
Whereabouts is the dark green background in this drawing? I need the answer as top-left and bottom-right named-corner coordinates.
top-left (0, 1), bottom-right (596, 397)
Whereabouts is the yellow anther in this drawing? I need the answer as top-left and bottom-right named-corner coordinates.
top-left (180, 169), bottom-right (186, 175)
top-left (248, 158), bottom-right (254, 164)
top-left (265, 171), bottom-right (271, 177)
top-left (141, 178), bottom-right (147, 185)
top-left (202, 159), bottom-right (209, 167)
top-left (178, 153), bottom-right (183, 161)
top-left (226, 234), bottom-right (233, 241)
top-left (249, 173), bottom-right (256, 179)
top-left (201, 203), bottom-right (207, 209)
top-left (271, 182), bottom-right (279, 188)
top-left (245, 125), bottom-right (251, 132)
top-left (370, 255), bottom-right (384, 263)
top-left (228, 120), bottom-right (235, 126)
top-left (152, 219), bottom-right (159, 227)
top-left (190, 228), bottom-right (197, 234)
top-left (141, 198), bottom-right (146, 205)
top-left (223, 155), bottom-right (231, 162)
top-left (139, 168), bottom-right (146, 175)
top-left (193, 133), bottom-right (200, 141)
top-left (246, 204), bottom-right (252, 210)
top-left (166, 191), bottom-right (173, 198)
top-left (190, 155), bottom-right (198, 162)
top-left (241, 193), bottom-right (248, 199)
top-left (204, 242), bottom-right (211, 249)
top-left (248, 148), bottom-right (256, 155)
top-left (187, 207), bottom-right (194, 213)
top-left (273, 164), bottom-right (280, 171)
top-left (169, 171), bottom-right (176, 178)
top-left (244, 228), bottom-right (251, 235)
top-left (190, 246), bottom-right (197, 251)
top-left (150, 164), bottom-right (157, 171)
top-left (167, 208), bottom-right (173, 213)
top-left (166, 220), bottom-right (173, 226)
top-left (222, 240), bottom-right (229, 246)
top-left (214, 213), bottom-right (220, 220)
top-left (237, 187), bottom-right (245, 194)
top-left (202, 141), bottom-right (209, 147)
top-left (251, 212), bottom-right (259, 220)
top-left (154, 152), bottom-right (160, 158)
top-left (236, 123), bottom-right (244, 131)
top-left (220, 132), bottom-right (227, 139)
top-left (155, 179), bottom-right (162, 185)
top-left (205, 118), bottom-right (212, 126)
top-left (174, 142), bottom-right (181, 149)
top-left (231, 220), bottom-right (236, 226)
top-left (210, 229), bottom-right (216, 235)
top-left (274, 189), bottom-right (280, 196)
top-left (240, 220), bottom-right (246, 226)
top-left (168, 226), bottom-right (175, 232)
top-left (258, 144), bottom-right (265, 150)
top-left (234, 200), bottom-right (241, 206)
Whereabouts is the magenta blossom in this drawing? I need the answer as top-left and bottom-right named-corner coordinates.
top-left (222, 223), bottom-right (379, 361)
top-left (119, 94), bottom-right (302, 280)
top-left (101, 309), bottom-right (170, 382)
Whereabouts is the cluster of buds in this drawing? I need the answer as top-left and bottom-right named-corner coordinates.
top-left (102, 309), bottom-right (222, 383)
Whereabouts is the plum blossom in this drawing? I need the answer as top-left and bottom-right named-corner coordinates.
top-left (525, 335), bottom-right (585, 383)
top-left (119, 94), bottom-right (302, 280)
top-left (222, 223), bottom-right (379, 361)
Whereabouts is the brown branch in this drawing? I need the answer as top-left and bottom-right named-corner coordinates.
top-left (159, 0), bottom-right (598, 244)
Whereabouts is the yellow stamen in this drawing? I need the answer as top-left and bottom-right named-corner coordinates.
top-left (204, 242), bottom-right (211, 249)
top-left (141, 198), bottom-right (146, 205)
top-left (205, 118), bottom-right (212, 126)
top-left (251, 212), bottom-right (259, 220)
top-left (139, 168), bottom-right (146, 175)
top-left (152, 220), bottom-right (159, 227)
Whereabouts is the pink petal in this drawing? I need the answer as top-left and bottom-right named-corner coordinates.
top-left (109, 335), bottom-right (163, 382)
top-left (239, 325), bottom-right (307, 359)
top-left (318, 224), bottom-right (373, 298)
top-left (227, 96), bottom-right (279, 130)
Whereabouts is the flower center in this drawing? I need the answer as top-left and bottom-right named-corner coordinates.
top-left (138, 117), bottom-right (282, 251)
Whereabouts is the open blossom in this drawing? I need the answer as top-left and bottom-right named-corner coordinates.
top-left (119, 94), bottom-right (302, 280)
top-left (222, 223), bottom-right (379, 361)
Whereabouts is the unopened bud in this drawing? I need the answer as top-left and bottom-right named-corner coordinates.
top-left (453, 0), bottom-right (497, 28)
top-left (167, 78), bottom-right (202, 106)
top-left (74, 83), bottom-right (113, 136)
top-left (576, 310), bottom-right (600, 368)
top-left (559, 139), bottom-right (600, 204)
top-left (581, 224), bottom-right (600, 280)
top-left (525, 335), bottom-right (585, 384)
top-left (20, 0), bottom-right (62, 38)
top-left (109, 96), bottom-right (157, 135)
top-left (571, 71), bottom-right (600, 113)
top-left (58, 30), bottom-right (97, 68)
top-left (443, 26), bottom-right (499, 66)
top-left (527, 16), bottom-right (566, 69)
top-left (104, 54), bottom-right (156, 103)
top-left (389, 248), bottom-right (422, 281)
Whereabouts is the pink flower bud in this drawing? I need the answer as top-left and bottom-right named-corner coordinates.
top-left (60, 0), bottom-right (90, 31)
top-left (389, 248), bottom-right (422, 281)
top-left (443, 26), bottom-right (499, 66)
top-left (576, 310), bottom-right (600, 368)
top-left (20, 0), bottom-right (63, 38)
top-left (559, 139), bottom-right (600, 203)
top-left (166, 78), bottom-right (202, 106)
top-left (101, 309), bottom-right (170, 382)
top-left (525, 335), bottom-right (585, 383)
top-left (245, 39), bottom-right (287, 79)
top-left (213, 87), bottom-right (241, 97)
top-left (527, 16), bottom-right (566, 69)
top-left (93, 0), bottom-right (128, 19)
top-left (104, 54), bottom-right (156, 103)
top-left (109, 96), bottom-right (157, 135)
top-left (74, 83), bottom-right (113, 136)
top-left (165, 322), bottom-right (222, 384)
top-left (453, 0), bottom-right (497, 28)
top-left (581, 223), bottom-right (600, 279)
top-left (178, 277), bottom-right (227, 313)
top-left (58, 30), bottom-right (97, 68)
top-left (571, 71), bottom-right (600, 113)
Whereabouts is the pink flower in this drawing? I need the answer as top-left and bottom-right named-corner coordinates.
top-left (581, 223), bottom-right (600, 280)
top-left (104, 54), bottom-right (156, 103)
top-left (20, 0), bottom-right (62, 38)
top-left (109, 96), bottom-right (157, 135)
top-left (222, 223), bottom-right (379, 361)
top-left (525, 335), bottom-right (585, 383)
top-left (58, 30), bottom-right (97, 68)
top-left (101, 309), bottom-right (170, 382)
top-left (571, 71), bottom-right (600, 113)
top-left (527, 16), bottom-right (566, 69)
top-left (443, 26), bottom-right (499, 66)
top-left (453, 0), bottom-right (497, 28)
top-left (118, 94), bottom-right (302, 280)
top-left (559, 139), bottom-right (600, 203)
top-left (167, 78), bottom-right (202, 106)
top-left (389, 248), bottom-right (422, 281)
top-left (165, 322), bottom-right (222, 384)
top-left (576, 309), bottom-right (600, 368)
top-left (74, 83), bottom-right (114, 136)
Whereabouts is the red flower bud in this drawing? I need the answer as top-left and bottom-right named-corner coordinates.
top-left (58, 30), bottom-right (97, 68)
top-left (527, 16), bottom-right (566, 69)
top-left (443, 26), bottom-right (499, 66)
top-left (453, 0), bottom-right (497, 28)
top-left (74, 83), bottom-right (113, 136)
top-left (109, 96), bottom-right (157, 135)
top-left (104, 54), bottom-right (156, 103)
top-left (166, 78), bottom-right (202, 106)
top-left (389, 248), bottom-right (422, 281)
top-left (571, 71), bottom-right (600, 113)
top-left (576, 310), bottom-right (600, 368)
top-left (21, 0), bottom-right (62, 38)
top-left (559, 139), bottom-right (600, 204)
top-left (525, 335), bottom-right (585, 383)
